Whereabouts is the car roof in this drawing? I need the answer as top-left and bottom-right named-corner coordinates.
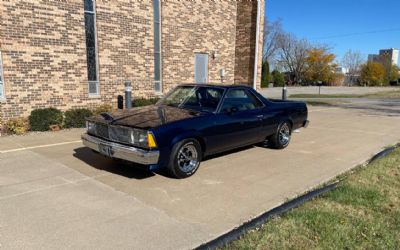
top-left (178, 83), bottom-right (253, 90)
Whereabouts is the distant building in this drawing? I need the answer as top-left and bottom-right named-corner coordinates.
top-left (334, 66), bottom-right (349, 75)
top-left (380, 49), bottom-right (399, 65)
top-left (368, 54), bottom-right (381, 63)
top-left (368, 48), bottom-right (399, 66)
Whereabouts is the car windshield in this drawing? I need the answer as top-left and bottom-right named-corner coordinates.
top-left (157, 86), bottom-right (224, 113)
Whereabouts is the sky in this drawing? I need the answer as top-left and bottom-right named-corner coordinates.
top-left (265, 0), bottom-right (400, 65)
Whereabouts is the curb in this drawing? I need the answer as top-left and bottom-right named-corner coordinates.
top-left (196, 183), bottom-right (337, 250)
top-left (196, 145), bottom-right (399, 250)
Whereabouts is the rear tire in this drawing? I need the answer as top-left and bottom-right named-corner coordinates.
top-left (167, 139), bottom-right (202, 179)
top-left (268, 121), bottom-right (292, 149)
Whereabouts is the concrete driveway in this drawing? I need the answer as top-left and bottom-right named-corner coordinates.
top-left (1, 101), bottom-right (400, 249)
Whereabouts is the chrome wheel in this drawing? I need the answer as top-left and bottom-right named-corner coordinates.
top-left (278, 123), bottom-right (291, 146)
top-left (177, 143), bottom-right (199, 173)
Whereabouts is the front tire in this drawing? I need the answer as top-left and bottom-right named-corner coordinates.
top-left (167, 139), bottom-right (202, 179)
top-left (268, 121), bottom-right (292, 149)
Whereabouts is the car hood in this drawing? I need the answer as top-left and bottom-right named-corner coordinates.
top-left (87, 105), bottom-right (202, 129)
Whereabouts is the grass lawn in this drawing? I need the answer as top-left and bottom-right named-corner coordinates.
top-left (290, 91), bottom-right (400, 99)
top-left (224, 147), bottom-right (400, 250)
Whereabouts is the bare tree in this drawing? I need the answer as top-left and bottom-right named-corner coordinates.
top-left (275, 32), bottom-right (311, 84)
top-left (342, 50), bottom-right (364, 85)
top-left (263, 18), bottom-right (283, 63)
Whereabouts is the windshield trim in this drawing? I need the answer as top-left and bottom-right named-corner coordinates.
top-left (157, 85), bottom-right (227, 114)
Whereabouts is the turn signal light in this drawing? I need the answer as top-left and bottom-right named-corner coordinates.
top-left (147, 132), bottom-right (157, 148)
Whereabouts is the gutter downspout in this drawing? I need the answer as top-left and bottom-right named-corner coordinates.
top-left (252, 0), bottom-right (261, 90)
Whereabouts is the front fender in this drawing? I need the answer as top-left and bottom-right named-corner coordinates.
top-left (170, 130), bottom-right (203, 147)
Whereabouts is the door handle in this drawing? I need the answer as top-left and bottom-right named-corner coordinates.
top-left (256, 115), bottom-right (264, 119)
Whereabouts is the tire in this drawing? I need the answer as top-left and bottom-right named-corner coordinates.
top-left (268, 121), bottom-right (292, 149)
top-left (167, 139), bottom-right (202, 179)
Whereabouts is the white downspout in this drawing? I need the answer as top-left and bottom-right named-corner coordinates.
top-left (253, 0), bottom-right (261, 90)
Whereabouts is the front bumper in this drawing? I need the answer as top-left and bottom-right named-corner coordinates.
top-left (81, 133), bottom-right (159, 165)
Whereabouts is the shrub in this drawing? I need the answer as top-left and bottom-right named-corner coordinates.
top-left (29, 107), bottom-right (63, 131)
top-left (5, 118), bottom-right (30, 135)
top-left (93, 104), bottom-right (114, 115)
top-left (64, 108), bottom-right (93, 128)
top-left (133, 97), bottom-right (160, 107)
top-left (271, 70), bottom-right (285, 87)
top-left (0, 117), bottom-right (4, 136)
top-left (261, 61), bottom-right (270, 88)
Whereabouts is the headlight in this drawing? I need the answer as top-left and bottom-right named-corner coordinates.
top-left (86, 121), bottom-right (96, 134)
top-left (128, 129), bottom-right (157, 148)
top-left (128, 129), bottom-right (150, 148)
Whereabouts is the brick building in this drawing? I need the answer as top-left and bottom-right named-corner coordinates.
top-left (0, 0), bottom-right (264, 120)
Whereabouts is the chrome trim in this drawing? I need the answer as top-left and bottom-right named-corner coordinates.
top-left (81, 133), bottom-right (159, 165)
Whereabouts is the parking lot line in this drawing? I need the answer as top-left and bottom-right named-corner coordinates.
top-left (0, 140), bottom-right (82, 154)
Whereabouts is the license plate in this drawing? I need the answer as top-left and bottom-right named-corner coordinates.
top-left (98, 144), bottom-right (112, 157)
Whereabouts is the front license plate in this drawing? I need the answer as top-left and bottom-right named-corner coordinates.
top-left (98, 144), bottom-right (112, 157)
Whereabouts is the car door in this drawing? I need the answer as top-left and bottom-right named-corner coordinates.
top-left (205, 88), bottom-right (265, 153)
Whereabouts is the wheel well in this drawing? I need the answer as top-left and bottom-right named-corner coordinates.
top-left (193, 137), bottom-right (206, 155)
top-left (287, 119), bottom-right (293, 129)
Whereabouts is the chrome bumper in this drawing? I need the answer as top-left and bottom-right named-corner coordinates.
top-left (81, 133), bottom-right (159, 165)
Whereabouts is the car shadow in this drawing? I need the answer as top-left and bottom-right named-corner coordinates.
top-left (73, 147), bottom-right (156, 180)
top-left (202, 143), bottom-right (269, 162)
top-left (74, 143), bottom-right (272, 179)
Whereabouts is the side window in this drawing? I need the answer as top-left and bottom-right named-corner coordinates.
top-left (246, 90), bottom-right (264, 109)
top-left (221, 89), bottom-right (263, 112)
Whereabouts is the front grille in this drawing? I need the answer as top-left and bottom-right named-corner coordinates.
top-left (90, 123), bottom-right (146, 147)
top-left (96, 123), bottom-right (109, 139)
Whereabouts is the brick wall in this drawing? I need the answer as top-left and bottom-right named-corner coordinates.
top-left (0, 0), bottom-right (89, 119)
top-left (161, 1), bottom-right (237, 92)
top-left (0, 0), bottom-right (264, 120)
top-left (95, 1), bottom-right (155, 102)
top-left (234, 0), bottom-right (264, 90)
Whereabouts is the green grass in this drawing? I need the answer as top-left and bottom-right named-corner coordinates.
top-left (290, 90), bottom-right (400, 99)
top-left (224, 147), bottom-right (400, 250)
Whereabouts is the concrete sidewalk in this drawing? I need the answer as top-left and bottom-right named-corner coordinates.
top-left (1, 104), bottom-right (400, 249)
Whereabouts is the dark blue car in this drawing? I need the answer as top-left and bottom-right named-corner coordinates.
top-left (82, 84), bottom-right (309, 178)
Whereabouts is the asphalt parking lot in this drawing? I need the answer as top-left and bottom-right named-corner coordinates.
top-left (1, 100), bottom-right (400, 249)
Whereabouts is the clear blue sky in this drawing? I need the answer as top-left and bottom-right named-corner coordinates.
top-left (266, 0), bottom-right (400, 64)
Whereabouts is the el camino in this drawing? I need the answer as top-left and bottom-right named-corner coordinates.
top-left (82, 84), bottom-right (309, 178)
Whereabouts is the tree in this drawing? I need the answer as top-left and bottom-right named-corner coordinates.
top-left (261, 61), bottom-right (270, 88)
top-left (271, 70), bottom-right (285, 87)
top-left (360, 62), bottom-right (385, 86)
top-left (304, 47), bottom-right (337, 84)
top-left (263, 18), bottom-right (283, 63)
top-left (342, 50), bottom-right (364, 85)
top-left (382, 62), bottom-right (399, 85)
top-left (275, 32), bottom-right (311, 84)
top-left (387, 64), bottom-right (400, 84)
